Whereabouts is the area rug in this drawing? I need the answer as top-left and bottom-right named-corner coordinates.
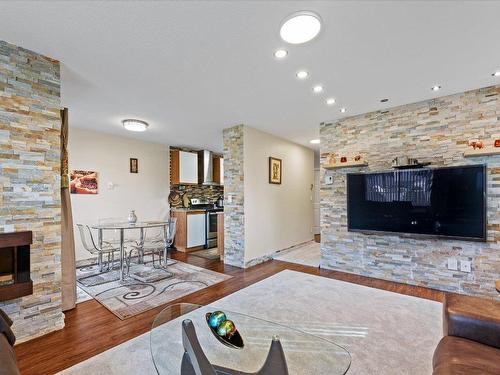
top-left (61, 270), bottom-right (442, 374)
top-left (76, 260), bottom-right (231, 319)
top-left (189, 247), bottom-right (220, 260)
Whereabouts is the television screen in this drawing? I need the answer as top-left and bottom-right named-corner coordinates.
top-left (347, 165), bottom-right (486, 241)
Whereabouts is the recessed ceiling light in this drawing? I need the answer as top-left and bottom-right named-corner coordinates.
top-left (274, 49), bottom-right (288, 59)
top-left (312, 85), bottom-right (323, 93)
top-left (380, 98), bottom-right (389, 103)
top-left (296, 70), bottom-right (309, 79)
top-left (326, 98), bottom-right (336, 105)
top-left (122, 119), bottom-right (149, 132)
top-left (280, 11), bottom-right (322, 44)
top-left (431, 85), bottom-right (441, 91)
top-left (310, 139), bottom-right (320, 144)
top-left (492, 71), bottom-right (500, 77)
top-left (340, 108), bottom-right (347, 113)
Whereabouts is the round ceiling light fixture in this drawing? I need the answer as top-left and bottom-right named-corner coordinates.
top-left (310, 139), bottom-right (320, 144)
top-left (122, 119), bottom-right (149, 132)
top-left (296, 70), bottom-right (309, 79)
top-left (431, 85), bottom-right (442, 92)
top-left (340, 107), bottom-right (347, 113)
top-left (274, 49), bottom-right (288, 59)
top-left (280, 11), bottom-right (322, 44)
top-left (492, 71), bottom-right (500, 77)
top-left (326, 98), bottom-right (336, 105)
top-left (312, 85), bottom-right (323, 93)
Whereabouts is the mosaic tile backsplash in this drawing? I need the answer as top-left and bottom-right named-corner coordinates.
top-left (320, 85), bottom-right (500, 299)
top-left (0, 41), bottom-right (63, 341)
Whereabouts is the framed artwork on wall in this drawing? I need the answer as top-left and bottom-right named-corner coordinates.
top-left (130, 158), bottom-right (138, 173)
top-left (70, 170), bottom-right (98, 194)
top-left (269, 157), bottom-right (282, 184)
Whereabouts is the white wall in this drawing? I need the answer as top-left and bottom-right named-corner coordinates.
top-left (69, 128), bottom-right (170, 261)
top-left (243, 126), bottom-right (314, 263)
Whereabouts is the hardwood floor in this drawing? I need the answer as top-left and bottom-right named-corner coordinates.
top-left (15, 251), bottom-right (446, 375)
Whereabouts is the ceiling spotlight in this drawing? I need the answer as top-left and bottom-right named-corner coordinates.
top-left (296, 70), bottom-right (309, 79)
top-left (326, 98), bottom-right (336, 105)
top-left (340, 108), bottom-right (347, 113)
top-left (492, 71), bottom-right (500, 77)
top-left (310, 139), bottom-right (320, 144)
top-left (274, 49), bottom-right (288, 59)
top-left (312, 85), bottom-right (323, 93)
top-left (280, 11), bottom-right (322, 44)
top-left (122, 119), bottom-right (149, 132)
top-left (431, 85), bottom-right (441, 91)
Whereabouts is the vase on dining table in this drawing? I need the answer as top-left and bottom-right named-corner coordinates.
top-left (128, 210), bottom-right (137, 224)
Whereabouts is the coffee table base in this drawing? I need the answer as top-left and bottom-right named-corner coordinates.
top-left (181, 319), bottom-right (289, 375)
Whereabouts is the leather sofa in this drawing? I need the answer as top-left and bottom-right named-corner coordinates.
top-left (0, 309), bottom-right (20, 375)
top-left (433, 294), bottom-right (500, 375)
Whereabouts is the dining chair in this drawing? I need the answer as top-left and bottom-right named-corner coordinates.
top-left (76, 224), bottom-right (120, 272)
top-left (129, 218), bottom-right (177, 273)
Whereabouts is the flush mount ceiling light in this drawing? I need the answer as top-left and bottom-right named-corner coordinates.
top-left (310, 139), bottom-right (320, 144)
top-left (312, 85), bottom-right (323, 93)
top-left (326, 98), bottom-right (336, 105)
top-left (280, 11), bottom-right (322, 44)
top-left (122, 119), bottom-right (149, 132)
top-left (274, 49), bottom-right (288, 59)
top-left (296, 70), bottom-right (309, 79)
top-left (431, 85), bottom-right (442, 91)
top-left (493, 71), bottom-right (500, 77)
top-left (340, 107), bottom-right (347, 113)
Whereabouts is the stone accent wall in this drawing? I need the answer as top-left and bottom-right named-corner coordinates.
top-left (222, 125), bottom-right (245, 267)
top-left (320, 85), bottom-right (500, 299)
top-left (0, 41), bottom-right (64, 341)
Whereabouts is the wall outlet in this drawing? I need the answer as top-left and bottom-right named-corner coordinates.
top-left (460, 260), bottom-right (472, 273)
top-left (447, 257), bottom-right (458, 271)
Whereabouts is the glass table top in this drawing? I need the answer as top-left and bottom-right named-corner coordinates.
top-left (150, 303), bottom-right (351, 375)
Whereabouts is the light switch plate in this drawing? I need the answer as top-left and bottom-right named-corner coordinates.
top-left (447, 258), bottom-right (458, 271)
top-left (325, 175), bottom-right (333, 185)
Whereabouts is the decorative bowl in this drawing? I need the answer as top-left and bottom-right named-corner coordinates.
top-left (205, 312), bottom-right (244, 349)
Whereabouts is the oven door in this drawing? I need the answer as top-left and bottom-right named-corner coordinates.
top-left (206, 212), bottom-right (218, 248)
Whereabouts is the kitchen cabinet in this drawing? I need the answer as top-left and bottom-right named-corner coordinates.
top-left (171, 210), bottom-right (206, 252)
top-left (213, 156), bottom-right (224, 185)
top-left (187, 213), bottom-right (206, 248)
top-left (170, 149), bottom-right (198, 185)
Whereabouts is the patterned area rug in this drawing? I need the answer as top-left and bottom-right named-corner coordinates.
top-left (76, 260), bottom-right (231, 319)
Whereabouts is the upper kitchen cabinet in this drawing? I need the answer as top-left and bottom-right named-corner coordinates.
top-left (170, 149), bottom-right (198, 185)
top-left (213, 155), bottom-right (224, 185)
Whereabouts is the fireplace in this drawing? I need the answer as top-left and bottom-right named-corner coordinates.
top-left (0, 231), bottom-right (33, 301)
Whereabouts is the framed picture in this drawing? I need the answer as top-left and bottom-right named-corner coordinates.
top-left (269, 157), bottom-right (282, 184)
top-left (70, 170), bottom-right (98, 194)
top-left (130, 158), bottom-right (138, 173)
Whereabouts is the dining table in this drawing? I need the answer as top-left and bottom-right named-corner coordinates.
top-left (91, 221), bottom-right (173, 282)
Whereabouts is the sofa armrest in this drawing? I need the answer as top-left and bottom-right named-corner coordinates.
top-left (443, 294), bottom-right (500, 349)
top-left (0, 309), bottom-right (15, 347)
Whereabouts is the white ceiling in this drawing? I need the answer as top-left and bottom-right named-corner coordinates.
top-left (1, 1), bottom-right (500, 152)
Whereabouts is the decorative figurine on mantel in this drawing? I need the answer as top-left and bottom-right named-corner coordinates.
top-left (468, 140), bottom-right (484, 150)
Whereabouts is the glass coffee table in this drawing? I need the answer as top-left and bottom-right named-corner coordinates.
top-left (150, 303), bottom-right (351, 374)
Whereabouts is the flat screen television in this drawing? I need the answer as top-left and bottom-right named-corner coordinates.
top-left (347, 165), bottom-right (486, 241)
